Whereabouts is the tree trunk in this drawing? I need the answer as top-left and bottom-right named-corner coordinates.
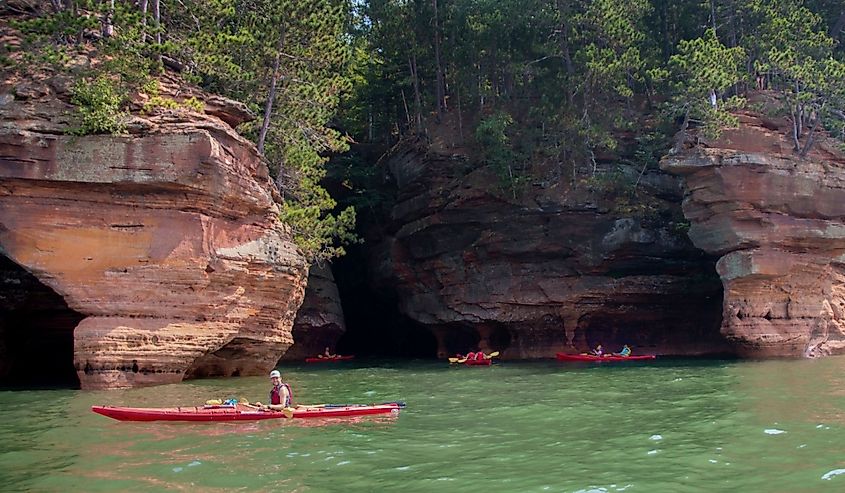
top-left (409, 54), bottom-right (423, 134)
top-left (456, 75), bottom-right (463, 144)
top-left (153, 0), bottom-right (161, 45)
top-left (139, 0), bottom-right (149, 43)
top-left (799, 104), bottom-right (824, 158)
top-left (710, 0), bottom-right (718, 35)
top-left (401, 89), bottom-right (411, 128)
top-left (258, 32), bottom-right (285, 155)
top-left (432, 0), bottom-right (446, 120)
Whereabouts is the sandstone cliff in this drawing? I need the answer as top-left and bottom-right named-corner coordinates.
top-left (0, 71), bottom-right (308, 388)
top-left (662, 107), bottom-right (845, 357)
top-left (360, 138), bottom-right (727, 358)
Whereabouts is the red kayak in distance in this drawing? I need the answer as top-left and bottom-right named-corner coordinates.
top-left (91, 402), bottom-right (404, 422)
top-left (463, 358), bottom-right (492, 366)
top-left (304, 355), bottom-right (355, 363)
top-left (555, 353), bottom-right (656, 362)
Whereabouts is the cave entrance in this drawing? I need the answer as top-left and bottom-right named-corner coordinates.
top-left (0, 255), bottom-right (84, 388)
top-left (332, 244), bottom-right (438, 359)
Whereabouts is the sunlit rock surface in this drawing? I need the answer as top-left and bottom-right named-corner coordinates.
top-left (662, 109), bottom-right (845, 357)
top-left (0, 71), bottom-right (308, 388)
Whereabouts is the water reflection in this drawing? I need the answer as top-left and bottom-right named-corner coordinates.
top-left (728, 356), bottom-right (845, 425)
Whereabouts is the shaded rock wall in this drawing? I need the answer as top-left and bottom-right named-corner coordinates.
top-left (0, 73), bottom-right (308, 388)
top-left (365, 139), bottom-right (727, 358)
top-left (280, 264), bottom-right (346, 361)
top-left (661, 111), bottom-right (845, 357)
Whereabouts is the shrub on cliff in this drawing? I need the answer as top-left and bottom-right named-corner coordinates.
top-left (68, 76), bottom-right (128, 135)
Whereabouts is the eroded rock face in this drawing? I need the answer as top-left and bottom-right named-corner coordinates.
top-left (0, 73), bottom-right (308, 388)
top-left (280, 264), bottom-right (346, 361)
top-left (661, 112), bottom-right (845, 357)
top-left (365, 139), bottom-right (726, 359)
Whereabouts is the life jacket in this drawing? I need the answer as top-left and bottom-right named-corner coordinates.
top-left (270, 383), bottom-right (293, 407)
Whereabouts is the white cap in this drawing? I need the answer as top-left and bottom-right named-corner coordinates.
top-left (269, 370), bottom-right (281, 378)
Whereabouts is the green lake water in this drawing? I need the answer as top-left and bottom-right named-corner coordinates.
top-left (2, 357), bottom-right (845, 492)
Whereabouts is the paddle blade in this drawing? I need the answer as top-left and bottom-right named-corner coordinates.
top-left (282, 407), bottom-right (294, 419)
top-left (448, 357), bottom-right (460, 363)
top-left (488, 351), bottom-right (500, 358)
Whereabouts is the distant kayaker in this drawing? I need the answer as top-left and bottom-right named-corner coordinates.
top-left (464, 351), bottom-right (487, 361)
top-left (616, 345), bottom-right (632, 357)
top-left (591, 344), bottom-right (604, 356)
top-left (319, 346), bottom-right (336, 359)
top-left (254, 370), bottom-right (293, 411)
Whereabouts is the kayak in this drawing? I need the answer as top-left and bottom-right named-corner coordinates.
top-left (91, 402), bottom-right (404, 422)
top-left (304, 355), bottom-right (355, 363)
top-left (555, 353), bottom-right (656, 362)
top-left (463, 358), bottom-right (492, 366)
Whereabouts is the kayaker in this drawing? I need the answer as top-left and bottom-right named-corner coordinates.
top-left (318, 346), bottom-right (336, 359)
top-left (254, 370), bottom-right (293, 411)
top-left (591, 344), bottom-right (604, 356)
top-left (616, 344), bottom-right (632, 357)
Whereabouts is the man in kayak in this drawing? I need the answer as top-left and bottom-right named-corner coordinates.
top-left (591, 344), bottom-right (604, 356)
top-left (254, 370), bottom-right (293, 411)
top-left (615, 344), bottom-right (632, 357)
top-left (318, 346), bottom-right (336, 359)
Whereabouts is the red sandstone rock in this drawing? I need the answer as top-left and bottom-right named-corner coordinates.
top-left (367, 138), bottom-right (727, 359)
top-left (0, 73), bottom-right (308, 389)
top-left (661, 110), bottom-right (845, 357)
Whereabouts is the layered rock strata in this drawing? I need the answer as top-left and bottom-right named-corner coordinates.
top-left (661, 112), bottom-right (845, 357)
top-left (0, 72), bottom-right (308, 388)
top-left (365, 139), bottom-right (726, 359)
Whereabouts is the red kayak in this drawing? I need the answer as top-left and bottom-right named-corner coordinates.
top-left (91, 402), bottom-right (403, 422)
top-left (555, 353), bottom-right (656, 362)
top-left (463, 358), bottom-right (492, 366)
top-left (304, 355), bottom-right (355, 363)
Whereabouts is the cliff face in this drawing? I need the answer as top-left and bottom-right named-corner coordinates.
top-left (0, 73), bottom-right (308, 388)
top-left (661, 111), bottom-right (845, 357)
top-left (366, 139), bottom-right (727, 358)
top-left (281, 264), bottom-right (346, 361)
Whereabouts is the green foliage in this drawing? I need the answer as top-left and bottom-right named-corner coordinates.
top-left (12, 0), bottom-right (356, 262)
top-left (69, 77), bottom-right (128, 135)
top-left (667, 29), bottom-right (746, 138)
top-left (475, 111), bottom-right (528, 198)
top-left (748, 0), bottom-right (845, 154)
top-left (280, 202), bottom-right (358, 261)
top-left (164, 0), bottom-right (356, 261)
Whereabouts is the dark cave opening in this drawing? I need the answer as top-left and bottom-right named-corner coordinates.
top-left (0, 255), bottom-right (84, 388)
top-left (332, 243), bottom-right (438, 359)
